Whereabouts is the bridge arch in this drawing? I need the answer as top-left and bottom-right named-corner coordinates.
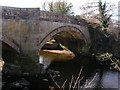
top-left (39, 25), bottom-right (91, 53)
top-left (1, 35), bottom-right (21, 53)
top-left (1, 37), bottom-right (21, 63)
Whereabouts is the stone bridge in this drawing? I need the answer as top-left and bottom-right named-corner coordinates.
top-left (0, 6), bottom-right (91, 63)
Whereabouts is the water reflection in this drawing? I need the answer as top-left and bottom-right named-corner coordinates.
top-left (101, 71), bottom-right (119, 88)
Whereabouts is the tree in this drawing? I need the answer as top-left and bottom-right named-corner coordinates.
top-left (80, 0), bottom-right (115, 32)
top-left (42, 0), bottom-right (74, 15)
top-left (79, 1), bottom-right (98, 18)
top-left (98, 0), bottom-right (112, 31)
top-left (79, 0), bottom-right (115, 19)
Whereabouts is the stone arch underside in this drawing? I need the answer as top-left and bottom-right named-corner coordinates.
top-left (1, 36), bottom-right (20, 53)
top-left (1, 37), bottom-right (21, 63)
top-left (39, 25), bottom-right (91, 54)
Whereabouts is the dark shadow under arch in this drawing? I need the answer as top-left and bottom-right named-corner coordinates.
top-left (39, 26), bottom-right (88, 52)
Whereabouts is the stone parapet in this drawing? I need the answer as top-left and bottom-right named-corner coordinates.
top-left (1, 6), bottom-right (86, 25)
top-left (1, 6), bottom-right (40, 19)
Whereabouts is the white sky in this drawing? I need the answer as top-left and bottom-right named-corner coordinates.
top-left (0, 0), bottom-right (119, 20)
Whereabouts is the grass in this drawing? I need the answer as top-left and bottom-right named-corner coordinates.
top-left (49, 66), bottom-right (97, 90)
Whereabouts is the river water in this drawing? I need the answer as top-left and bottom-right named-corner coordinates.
top-left (2, 55), bottom-right (120, 90)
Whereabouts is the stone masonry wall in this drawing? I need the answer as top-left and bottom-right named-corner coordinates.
top-left (1, 6), bottom-right (90, 55)
top-left (1, 6), bottom-right (85, 25)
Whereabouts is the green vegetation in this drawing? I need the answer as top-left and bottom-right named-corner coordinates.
top-left (97, 53), bottom-right (120, 71)
top-left (88, 21), bottom-right (120, 71)
top-left (42, 0), bottom-right (74, 15)
top-left (83, 0), bottom-right (120, 71)
top-left (98, 0), bottom-right (112, 32)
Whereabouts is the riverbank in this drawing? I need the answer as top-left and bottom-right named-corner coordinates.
top-left (2, 60), bottom-right (119, 90)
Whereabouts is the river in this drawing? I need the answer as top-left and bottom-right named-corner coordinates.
top-left (1, 50), bottom-right (120, 90)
